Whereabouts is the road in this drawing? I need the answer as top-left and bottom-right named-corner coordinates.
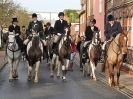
top-left (0, 60), bottom-right (129, 99)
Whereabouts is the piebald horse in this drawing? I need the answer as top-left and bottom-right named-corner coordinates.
top-left (103, 32), bottom-right (128, 87)
top-left (26, 31), bottom-right (43, 83)
top-left (50, 27), bottom-right (71, 81)
top-left (6, 32), bottom-right (21, 82)
top-left (83, 31), bottom-right (102, 80)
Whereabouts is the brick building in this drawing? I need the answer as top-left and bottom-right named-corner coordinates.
top-left (80, 0), bottom-right (105, 41)
top-left (105, 0), bottom-right (133, 65)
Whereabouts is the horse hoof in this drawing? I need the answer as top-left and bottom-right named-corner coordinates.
top-left (57, 76), bottom-right (60, 79)
top-left (93, 78), bottom-right (97, 81)
top-left (50, 75), bottom-right (54, 78)
top-left (28, 76), bottom-right (32, 81)
top-left (34, 80), bottom-right (39, 84)
top-left (9, 79), bottom-right (13, 82)
top-left (80, 68), bottom-right (83, 71)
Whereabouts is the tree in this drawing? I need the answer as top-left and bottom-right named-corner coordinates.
top-left (15, 8), bottom-right (30, 27)
top-left (64, 10), bottom-right (79, 23)
top-left (0, 0), bottom-right (30, 28)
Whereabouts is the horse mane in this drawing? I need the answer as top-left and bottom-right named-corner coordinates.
top-left (31, 36), bottom-right (40, 49)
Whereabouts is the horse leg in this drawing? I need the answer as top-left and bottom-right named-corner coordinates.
top-left (8, 58), bottom-right (13, 82)
top-left (56, 56), bottom-right (61, 78)
top-left (60, 58), bottom-right (66, 80)
top-left (28, 64), bottom-right (33, 81)
top-left (13, 59), bottom-right (20, 79)
top-left (50, 55), bottom-right (55, 78)
top-left (64, 59), bottom-right (70, 78)
top-left (50, 64), bottom-right (54, 78)
top-left (34, 61), bottom-right (40, 83)
top-left (108, 64), bottom-right (115, 87)
top-left (116, 62), bottom-right (122, 86)
top-left (90, 60), bottom-right (96, 81)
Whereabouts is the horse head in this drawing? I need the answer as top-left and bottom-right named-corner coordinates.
top-left (8, 32), bottom-right (18, 50)
top-left (92, 31), bottom-right (101, 45)
top-left (117, 32), bottom-right (128, 54)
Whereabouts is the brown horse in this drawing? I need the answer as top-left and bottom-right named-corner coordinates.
top-left (27, 32), bottom-right (43, 83)
top-left (104, 33), bottom-right (128, 87)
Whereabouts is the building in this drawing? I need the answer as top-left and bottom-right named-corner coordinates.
top-left (105, 0), bottom-right (133, 65)
top-left (79, 0), bottom-right (87, 36)
top-left (80, 0), bottom-right (105, 41)
top-left (105, 0), bottom-right (133, 46)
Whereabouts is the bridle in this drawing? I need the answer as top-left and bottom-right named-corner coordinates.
top-left (112, 33), bottom-right (127, 55)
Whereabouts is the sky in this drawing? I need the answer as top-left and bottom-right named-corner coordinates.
top-left (13, 0), bottom-right (81, 12)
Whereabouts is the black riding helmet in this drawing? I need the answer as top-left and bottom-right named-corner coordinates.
top-left (58, 12), bottom-right (64, 17)
top-left (32, 13), bottom-right (37, 18)
top-left (107, 14), bottom-right (115, 21)
top-left (90, 19), bottom-right (96, 24)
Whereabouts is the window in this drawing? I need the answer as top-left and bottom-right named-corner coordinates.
top-left (99, 0), bottom-right (103, 13)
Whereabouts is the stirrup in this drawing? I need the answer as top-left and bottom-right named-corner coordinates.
top-left (82, 53), bottom-right (86, 58)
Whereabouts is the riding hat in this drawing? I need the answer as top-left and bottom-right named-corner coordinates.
top-left (58, 12), bottom-right (64, 17)
top-left (12, 17), bottom-right (18, 23)
top-left (90, 19), bottom-right (96, 24)
top-left (32, 13), bottom-right (37, 18)
top-left (107, 14), bottom-right (115, 21)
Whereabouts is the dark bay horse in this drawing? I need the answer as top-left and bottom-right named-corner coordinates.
top-left (27, 32), bottom-right (43, 83)
top-left (83, 31), bottom-right (102, 80)
top-left (103, 33), bottom-right (128, 87)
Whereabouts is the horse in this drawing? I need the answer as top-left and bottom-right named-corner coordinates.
top-left (26, 31), bottom-right (43, 83)
top-left (46, 34), bottom-right (54, 64)
top-left (103, 32), bottom-right (128, 87)
top-left (84, 31), bottom-right (102, 80)
top-left (50, 27), bottom-right (71, 81)
top-left (6, 32), bottom-right (21, 82)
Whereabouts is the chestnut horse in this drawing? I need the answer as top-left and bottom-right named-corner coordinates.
top-left (104, 33), bottom-right (128, 87)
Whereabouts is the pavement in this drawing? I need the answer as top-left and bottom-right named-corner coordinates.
top-left (74, 53), bottom-right (133, 98)
top-left (0, 50), bottom-right (7, 70)
top-left (0, 52), bottom-right (133, 99)
top-left (0, 60), bottom-right (129, 99)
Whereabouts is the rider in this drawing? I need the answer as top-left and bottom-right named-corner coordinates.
top-left (82, 19), bottom-right (99, 57)
top-left (26, 13), bottom-right (47, 59)
top-left (8, 17), bottom-right (24, 52)
top-left (53, 12), bottom-right (68, 51)
top-left (44, 22), bottom-right (54, 38)
top-left (104, 14), bottom-right (122, 41)
top-left (103, 14), bottom-right (124, 61)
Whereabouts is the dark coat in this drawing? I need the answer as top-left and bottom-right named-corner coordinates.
top-left (104, 21), bottom-right (122, 40)
top-left (54, 19), bottom-right (68, 34)
top-left (85, 26), bottom-right (99, 41)
top-left (28, 20), bottom-right (43, 38)
top-left (44, 27), bottom-right (54, 37)
top-left (8, 25), bottom-right (21, 35)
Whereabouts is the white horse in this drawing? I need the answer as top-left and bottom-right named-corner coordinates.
top-left (26, 32), bottom-right (43, 83)
top-left (6, 32), bottom-right (21, 82)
